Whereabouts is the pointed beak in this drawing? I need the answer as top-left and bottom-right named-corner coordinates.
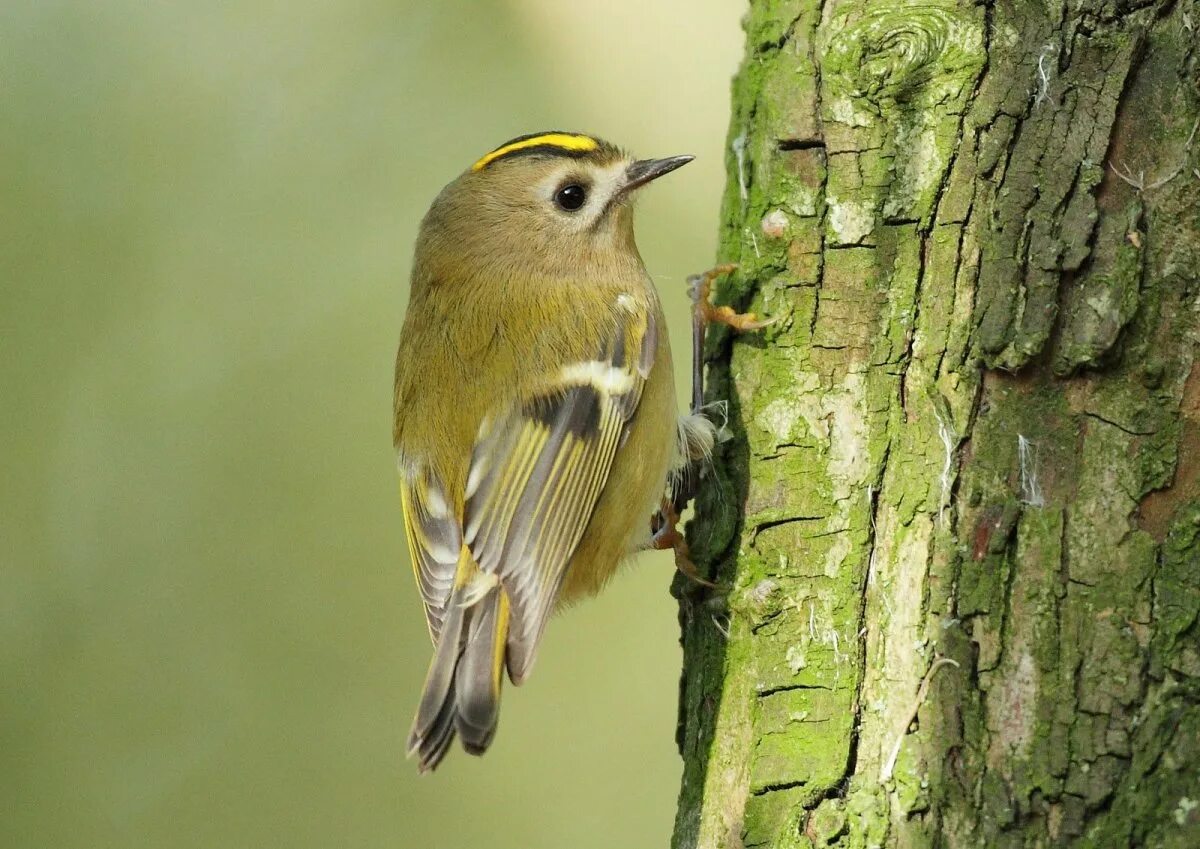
top-left (620, 155), bottom-right (694, 196)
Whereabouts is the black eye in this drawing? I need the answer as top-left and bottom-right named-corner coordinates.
top-left (554, 183), bottom-right (587, 211)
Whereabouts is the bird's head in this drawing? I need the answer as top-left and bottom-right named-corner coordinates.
top-left (416, 131), bottom-right (692, 284)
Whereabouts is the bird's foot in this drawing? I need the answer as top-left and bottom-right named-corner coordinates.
top-left (688, 263), bottom-right (777, 336)
top-left (683, 263), bottom-right (775, 418)
top-left (650, 500), bottom-right (714, 587)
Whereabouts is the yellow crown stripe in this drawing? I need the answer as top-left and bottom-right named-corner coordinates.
top-left (471, 133), bottom-right (600, 171)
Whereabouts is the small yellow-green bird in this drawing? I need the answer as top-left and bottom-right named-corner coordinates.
top-left (393, 131), bottom-right (700, 771)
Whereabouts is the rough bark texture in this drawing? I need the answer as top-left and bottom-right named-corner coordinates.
top-left (672, 2), bottom-right (1200, 847)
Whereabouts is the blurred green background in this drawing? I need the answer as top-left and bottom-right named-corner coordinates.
top-left (1, 2), bottom-right (742, 847)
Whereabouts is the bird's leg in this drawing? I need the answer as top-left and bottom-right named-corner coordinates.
top-left (678, 263), bottom-right (775, 509)
top-left (655, 263), bottom-right (776, 586)
top-left (684, 262), bottom-right (775, 426)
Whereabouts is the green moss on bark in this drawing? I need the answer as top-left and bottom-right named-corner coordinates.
top-left (674, 2), bottom-right (1200, 847)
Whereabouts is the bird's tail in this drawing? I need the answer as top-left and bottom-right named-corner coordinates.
top-left (407, 549), bottom-right (509, 772)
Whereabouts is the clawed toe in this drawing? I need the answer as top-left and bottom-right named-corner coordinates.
top-left (687, 263), bottom-right (776, 335)
top-left (702, 303), bottom-right (777, 331)
top-left (650, 500), bottom-right (715, 588)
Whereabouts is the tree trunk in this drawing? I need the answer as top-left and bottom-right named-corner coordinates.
top-left (672, 2), bottom-right (1200, 847)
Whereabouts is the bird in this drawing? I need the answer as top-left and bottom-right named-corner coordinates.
top-left (392, 131), bottom-right (708, 771)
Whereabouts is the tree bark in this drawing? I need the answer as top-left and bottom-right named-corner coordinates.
top-left (672, 2), bottom-right (1200, 847)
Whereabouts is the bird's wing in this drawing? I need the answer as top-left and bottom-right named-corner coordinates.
top-left (399, 468), bottom-right (462, 642)
top-left (462, 306), bottom-right (657, 683)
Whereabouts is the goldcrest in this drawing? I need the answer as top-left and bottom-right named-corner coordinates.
top-left (393, 132), bottom-right (695, 771)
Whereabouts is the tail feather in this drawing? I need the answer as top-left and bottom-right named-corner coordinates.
top-left (408, 594), bottom-right (466, 772)
top-left (413, 679), bottom-right (458, 771)
top-left (455, 588), bottom-right (508, 754)
top-left (407, 561), bottom-right (509, 772)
